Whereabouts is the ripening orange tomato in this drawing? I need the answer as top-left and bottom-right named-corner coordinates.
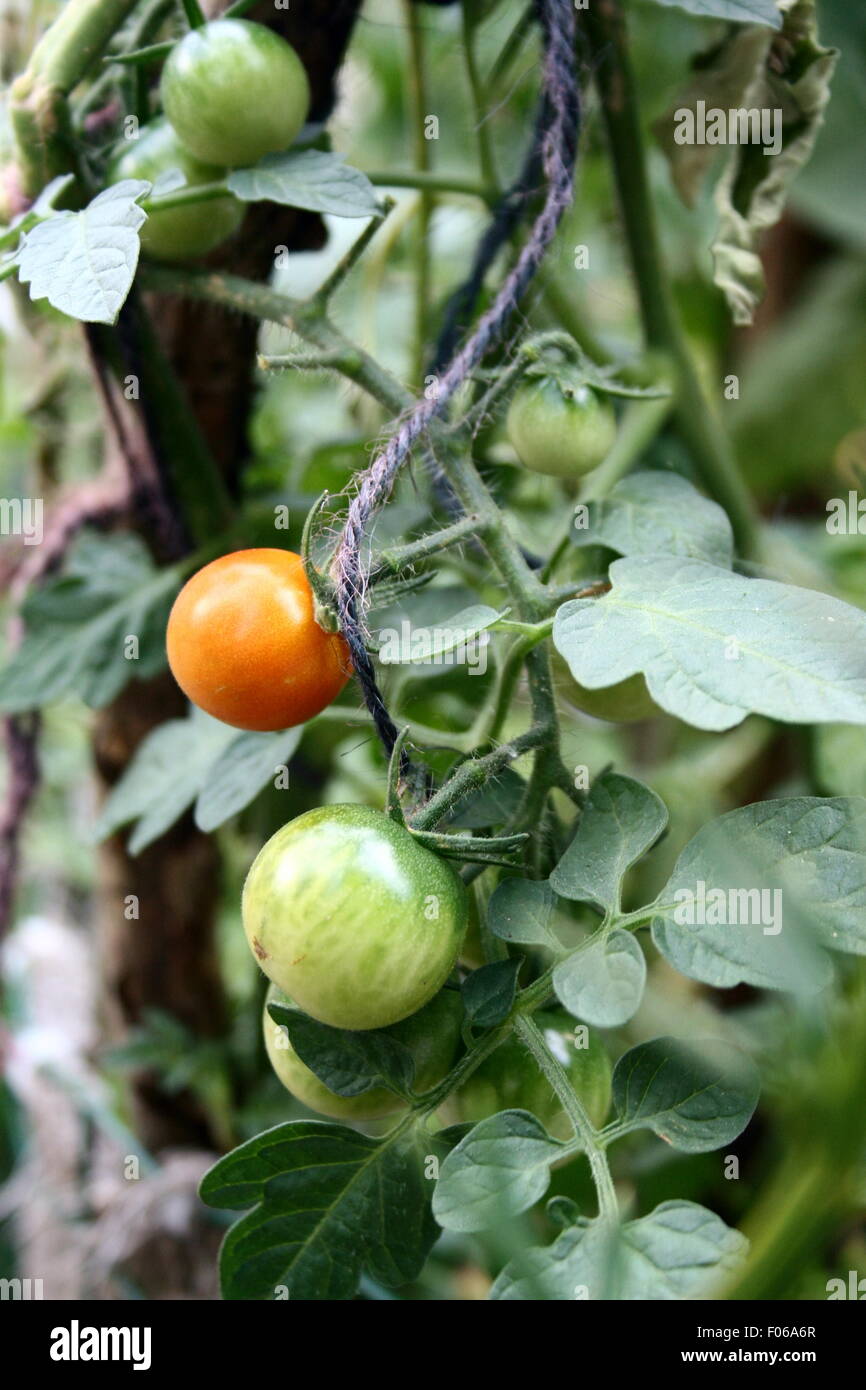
top-left (166, 548), bottom-right (350, 731)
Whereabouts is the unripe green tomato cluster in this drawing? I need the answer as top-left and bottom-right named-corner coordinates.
top-left (160, 19), bottom-right (310, 168)
top-left (454, 1015), bottom-right (611, 1137)
top-left (507, 376), bottom-right (617, 478)
top-left (110, 20), bottom-right (310, 263)
top-left (243, 804), bottom-right (468, 1031)
top-left (264, 984), bottom-right (464, 1120)
top-left (110, 119), bottom-right (244, 262)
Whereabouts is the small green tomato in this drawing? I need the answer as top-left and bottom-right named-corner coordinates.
top-left (507, 376), bottom-right (617, 478)
top-left (160, 19), bottom-right (310, 168)
top-left (243, 805), bottom-right (467, 1031)
top-left (110, 119), bottom-right (243, 262)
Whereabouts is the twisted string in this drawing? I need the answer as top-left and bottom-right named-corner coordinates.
top-left (334, 0), bottom-right (579, 755)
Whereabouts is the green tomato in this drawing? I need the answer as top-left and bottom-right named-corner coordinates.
top-left (110, 119), bottom-right (243, 262)
top-left (243, 804), bottom-right (468, 1031)
top-left (567, 671), bottom-right (661, 723)
top-left (507, 376), bottom-right (617, 478)
top-left (160, 19), bottom-right (310, 168)
top-left (264, 983), bottom-right (464, 1120)
top-left (455, 1014), bottom-right (611, 1137)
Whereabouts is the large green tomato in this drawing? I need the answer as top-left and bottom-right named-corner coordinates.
top-left (243, 805), bottom-right (468, 1031)
top-left (110, 119), bottom-right (243, 261)
top-left (567, 671), bottom-right (661, 723)
top-left (160, 19), bottom-right (310, 168)
top-left (507, 376), bottom-right (617, 478)
top-left (264, 984), bottom-right (464, 1120)
top-left (455, 1014), bottom-right (611, 1137)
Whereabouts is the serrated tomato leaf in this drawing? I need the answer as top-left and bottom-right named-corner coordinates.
top-left (462, 958), bottom-right (522, 1028)
top-left (433, 1110), bottom-right (564, 1232)
top-left (17, 180), bottom-right (148, 324)
top-left (228, 150), bottom-right (378, 217)
top-left (553, 930), bottom-right (647, 1028)
top-left (554, 556), bottom-right (866, 732)
top-left (611, 1037), bottom-right (760, 1152)
top-left (0, 531), bottom-right (177, 715)
top-left (572, 472), bottom-right (734, 567)
top-left (550, 772), bottom-right (668, 914)
top-left (491, 1200), bottom-right (748, 1300)
top-left (266, 1006), bottom-right (415, 1097)
top-left (651, 796), bottom-right (866, 991)
top-left (200, 1120), bottom-right (450, 1300)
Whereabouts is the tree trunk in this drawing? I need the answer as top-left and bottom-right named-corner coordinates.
top-left (93, 2), bottom-right (364, 1161)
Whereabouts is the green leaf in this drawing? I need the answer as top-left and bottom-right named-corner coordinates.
top-left (711, 2), bottom-right (838, 324)
top-left (549, 772), bottom-right (668, 914)
top-left (611, 1037), bottom-right (760, 1152)
top-left (93, 710), bottom-right (235, 854)
top-left (652, 796), bottom-right (866, 991)
top-left (93, 709), bottom-right (304, 852)
top-left (194, 727), bottom-right (302, 832)
top-left (376, 604), bottom-right (503, 665)
top-left (573, 472), bottom-right (734, 566)
top-left (17, 180), bottom-right (148, 324)
top-left (647, 0), bottom-right (780, 25)
top-left (201, 1121), bottom-right (448, 1300)
top-left (267, 1005), bottom-right (415, 1098)
top-left (447, 768), bottom-right (526, 829)
top-left (491, 1201), bottom-right (748, 1300)
top-left (553, 930), bottom-right (647, 1028)
top-left (553, 556), bottom-right (866, 732)
top-left (433, 1111), bottom-right (564, 1233)
top-left (0, 531), bottom-right (178, 715)
top-left (227, 151), bottom-right (379, 218)
top-left (462, 959), bottom-right (522, 1028)
top-left (488, 878), bottom-right (559, 947)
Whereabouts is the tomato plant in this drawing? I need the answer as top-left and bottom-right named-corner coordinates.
top-left (2, 0), bottom-right (865, 1322)
top-left (243, 804), bottom-right (468, 1029)
top-left (166, 549), bottom-right (350, 731)
top-left (160, 19), bottom-right (311, 168)
top-left (109, 118), bottom-right (244, 262)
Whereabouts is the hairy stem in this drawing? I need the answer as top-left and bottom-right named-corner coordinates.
top-left (514, 1014), bottom-right (618, 1222)
top-left (583, 0), bottom-right (761, 558)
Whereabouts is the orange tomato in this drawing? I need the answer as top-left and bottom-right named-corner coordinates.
top-left (166, 548), bottom-right (351, 731)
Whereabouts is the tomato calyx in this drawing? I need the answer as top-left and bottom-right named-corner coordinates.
top-left (408, 825), bottom-right (529, 868)
top-left (515, 332), bottom-right (673, 405)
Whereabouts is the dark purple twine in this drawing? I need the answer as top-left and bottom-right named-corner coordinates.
top-left (334, 0), bottom-right (580, 757)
